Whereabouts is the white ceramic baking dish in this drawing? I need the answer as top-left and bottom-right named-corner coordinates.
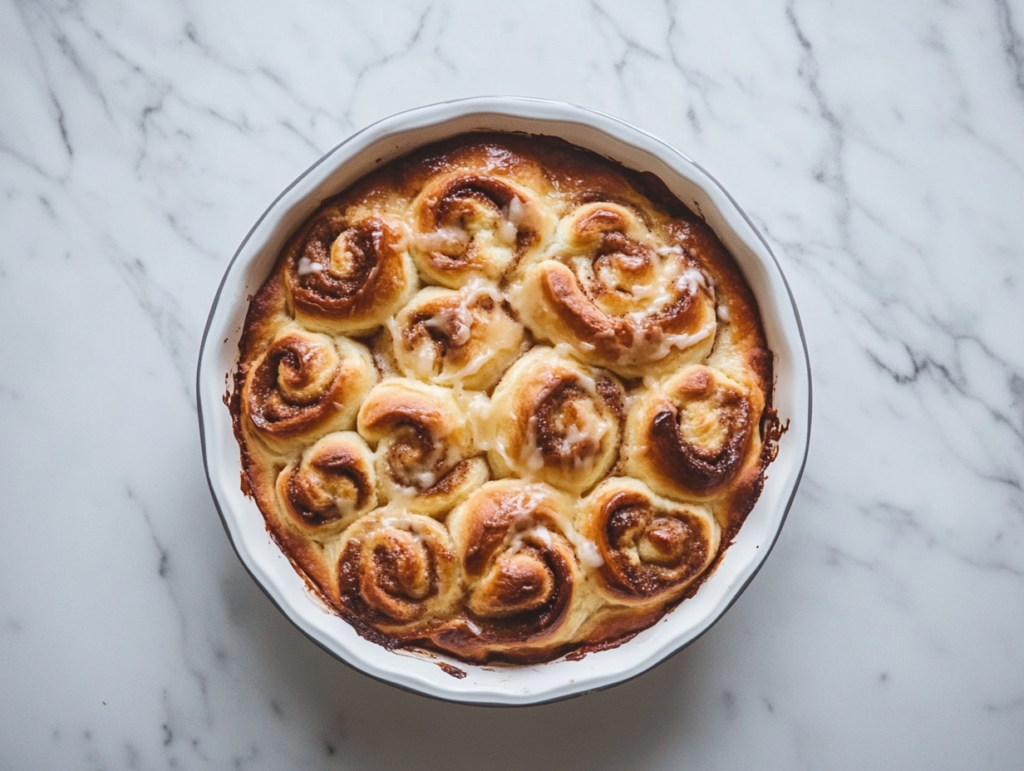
top-left (197, 96), bottom-right (811, 706)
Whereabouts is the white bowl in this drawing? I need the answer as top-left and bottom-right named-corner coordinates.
top-left (197, 96), bottom-right (811, 706)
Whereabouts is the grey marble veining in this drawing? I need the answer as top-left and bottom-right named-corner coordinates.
top-left (2, 0), bottom-right (1023, 768)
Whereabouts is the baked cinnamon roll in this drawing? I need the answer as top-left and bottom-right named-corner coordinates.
top-left (274, 432), bottom-right (377, 536)
top-left (624, 365), bottom-right (763, 501)
top-left (409, 172), bottom-right (547, 288)
top-left (357, 379), bottom-right (489, 515)
top-left (283, 210), bottom-right (417, 335)
top-left (336, 508), bottom-right (462, 636)
top-left (514, 201), bottom-right (718, 377)
top-left (438, 480), bottom-right (587, 661)
top-left (389, 282), bottom-right (526, 391)
top-left (232, 132), bottom-right (779, 666)
top-left (579, 478), bottom-right (720, 607)
top-left (241, 325), bottom-right (376, 453)
top-left (486, 346), bottom-right (624, 494)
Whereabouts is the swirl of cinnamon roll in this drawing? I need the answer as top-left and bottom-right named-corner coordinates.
top-left (580, 478), bottom-right (720, 606)
top-left (283, 209), bottom-right (417, 335)
top-left (409, 173), bottom-right (546, 288)
top-left (336, 508), bottom-right (462, 635)
top-left (486, 347), bottom-right (624, 495)
top-left (389, 281), bottom-right (527, 391)
top-left (514, 201), bottom-right (718, 377)
top-left (242, 326), bottom-right (376, 452)
top-left (357, 379), bottom-right (489, 515)
top-left (624, 365), bottom-right (762, 501)
top-left (274, 432), bottom-right (377, 535)
top-left (440, 480), bottom-right (586, 660)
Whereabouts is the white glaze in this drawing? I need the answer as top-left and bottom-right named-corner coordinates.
top-left (295, 256), bottom-right (324, 276)
top-left (413, 226), bottom-right (470, 254)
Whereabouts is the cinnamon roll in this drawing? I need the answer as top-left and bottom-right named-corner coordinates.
top-left (357, 378), bottom-right (489, 515)
top-left (241, 325), bottom-right (376, 453)
top-left (514, 201), bottom-right (718, 377)
top-left (409, 172), bottom-right (547, 288)
top-left (389, 282), bottom-right (526, 391)
top-left (336, 508), bottom-right (462, 636)
top-left (486, 346), bottom-right (624, 494)
top-left (283, 210), bottom-right (417, 335)
top-left (579, 478), bottom-right (720, 607)
top-left (275, 432), bottom-right (377, 536)
top-left (624, 365), bottom-right (763, 502)
top-left (232, 132), bottom-right (779, 666)
top-left (438, 480), bottom-right (587, 661)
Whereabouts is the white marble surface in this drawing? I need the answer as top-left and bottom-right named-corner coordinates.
top-left (2, 0), bottom-right (1023, 767)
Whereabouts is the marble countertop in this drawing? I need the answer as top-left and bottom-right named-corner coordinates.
top-left (2, 1), bottom-right (1022, 768)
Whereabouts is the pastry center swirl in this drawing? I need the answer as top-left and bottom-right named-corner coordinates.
top-left (386, 423), bottom-right (451, 491)
top-left (288, 455), bottom-right (370, 522)
top-left (261, 335), bottom-right (338, 411)
top-left (296, 217), bottom-right (385, 299)
top-left (433, 176), bottom-right (516, 244)
top-left (532, 382), bottom-right (607, 469)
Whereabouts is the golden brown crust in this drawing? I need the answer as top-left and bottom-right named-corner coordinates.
top-left (579, 478), bottom-right (720, 608)
top-left (623, 365), bottom-right (764, 505)
top-left (241, 325), bottom-right (376, 455)
top-left (485, 347), bottom-right (624, 495)
top-left (357, 378), bottom-right (489, 516)
top-left (513, 203), bottom-right (717, 377)
top-left (438, 481), bottom-right (586, 662)
top-left (389, 283), bottom-right (527, 391)
top-left (335, 510), bottom-right (462, 636)
top-left (275, 432), bottom-right (377, 536)
top-left (231, 132), bottom-right (777, 665)
top-left (284, 212), bottom-right (418, 335)
top-left (409, 172), bottom-right (551, 288)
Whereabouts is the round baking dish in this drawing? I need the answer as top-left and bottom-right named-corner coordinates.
top-left (197, 96), bottom-right (811, 706)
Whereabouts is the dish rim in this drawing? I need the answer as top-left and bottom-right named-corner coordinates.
top-left (197, 96), bottom-right (812, 706)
